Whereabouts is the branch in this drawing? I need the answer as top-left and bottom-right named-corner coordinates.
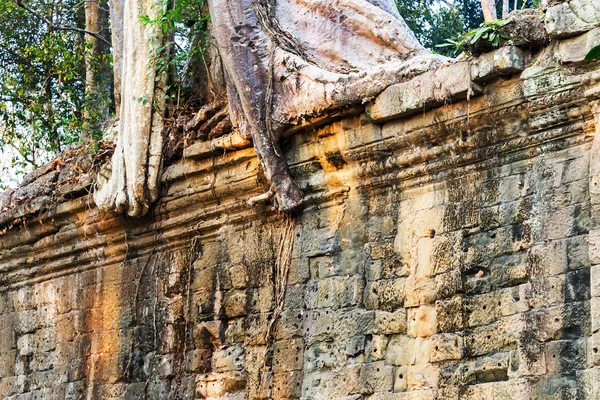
top-left (15, 0), bottom-right (111, 46)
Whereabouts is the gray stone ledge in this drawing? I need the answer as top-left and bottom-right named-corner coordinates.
top-left (545, 0), bottom-right (600, 39)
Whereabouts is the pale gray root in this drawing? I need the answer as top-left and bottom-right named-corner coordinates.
top-left (247, 188), bottom-right (275, 207)
top-left (94, 0), bottom-right (167, 217)
top-left (208, 0), bottom-right (448, 211)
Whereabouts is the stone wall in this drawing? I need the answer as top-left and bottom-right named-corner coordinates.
top-left (1, 6), bottom-right (600, 399)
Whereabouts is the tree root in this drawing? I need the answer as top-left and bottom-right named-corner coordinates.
top-left (247, 188), bottom-right (275, 207)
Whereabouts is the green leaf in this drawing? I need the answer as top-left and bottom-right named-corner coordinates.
top-left (585, 45), bottom-right (600, 61)
top-left (472, 29), bottom-right (485, 43)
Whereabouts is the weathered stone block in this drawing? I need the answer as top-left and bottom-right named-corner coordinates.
top-left (406, 363), bottom-right (439, 391)
top-left (436, 296), bottom-right (464, 333)
top-left (526, 240), bottom-right (568, 277)
top-left (545, 339), bottom-right (586, 373)
top-left (364, 278), bottom-right (405, 311)
top-left (229, 264), bottom-right (247, 289)
top-left (224, 290), bottom-right (247, 318)
top-left (407, 306), bottom-right (437, 338)
top-left (367, 334), bottom-right (389, 361)
top-left (186, 349), bottom-right (212, 373)
top-left (430, 333), bottom-right (463, 362)
top-left (471, 46), bottom-right (526, 83)
top-left (367, 62), bottom-right (481, 122)
top-left (305, 275), bottom-right (363, 310)
top-left (359, 361), bottom-right (394, 394)
top-left (545, 0), bottom-right (600, 38)
top-left (213, 345), bottom-right (245, 373)
top-left (374, 309), bottom-right (407, 335)
top-left (273, 370), bottom-right (303, 399)
top-left (273, 338), bottom-right (304, 372)
top-left (386, 334), bottom-right (415, 366)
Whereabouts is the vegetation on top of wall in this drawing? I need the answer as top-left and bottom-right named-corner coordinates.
top-left (437, 18), bottom-right (512, 54)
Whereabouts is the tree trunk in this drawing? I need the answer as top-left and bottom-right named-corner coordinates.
top-left (109, 0), bottom-right (124, 119)
top-left (83, 0), bottom-right (111, 140)
top-left (96, 0), bottom-right (447, 215)
top-left (95, 0), bottom-right (168, 217)
top-left (481, 0), bottom-right (497, 21)
top-left (502, 0), bottom-right (509, 19)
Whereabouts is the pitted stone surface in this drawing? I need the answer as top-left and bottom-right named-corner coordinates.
top-left (1, 28), bottom-right (600, 400)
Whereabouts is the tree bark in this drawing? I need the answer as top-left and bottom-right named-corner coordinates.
top-left (109, 0), bottom-right (124, 119)
top-left (83, 0), bottom-right (111, 139)
top-left (94, 0), bottom-right (167, 217)
top-left (481, 0), bottom-right (498, 21)
top-left (502, 0), bottom-right (509, 19)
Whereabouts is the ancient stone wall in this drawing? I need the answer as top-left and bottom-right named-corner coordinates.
top-left (1, 5), bottom-right (600, 399)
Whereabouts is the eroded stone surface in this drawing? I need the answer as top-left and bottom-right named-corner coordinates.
top-left (0, 30), bottom-right (600, 400)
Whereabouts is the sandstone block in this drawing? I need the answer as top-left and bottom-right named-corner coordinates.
top-left (186, 349), bottom-right (212, 373)
top-left (223, 290), bottom-right (246, 318)
top-left (545, 0), bottom-right (600, 38)
top-left (374, 309), bottom-right (407, 335)
top-left (366, 62), bottom-right (481, 123)
top-left (406, 363), bottom-right (439, 391)
top-left (526, 240), bottom-right (568, 277)
top-left (229, 264), bottom-right (247, 289)
top-left (436, 297), bottom-right (464, 332)
top-left (305, 275), bottom-right (363, 310)
top-left (545, 339), bottom-right (586, 373)
top-left (367, 335), bottom-right (389, 361)
top-left (471, 46), bottom-right (526, 83)
top-left (386, 334), bottom-right (415, 366)
top-left (364, 278), bottom-right (405, 311)
top-left (273, 370), bottom-right (303, 399)
top-left (272, 338), bottom-right (304, 372)
top-left (359, 361), bottom-right (394, 394)
top-left (213, 345), bottom-right (245, 373)
top-left (407, 306), bottom-right (437, 338)
top-left (430, 333), bottom-right (463, 362)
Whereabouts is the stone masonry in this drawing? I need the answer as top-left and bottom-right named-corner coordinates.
top-left (1, 4), bottom-right (600, 399)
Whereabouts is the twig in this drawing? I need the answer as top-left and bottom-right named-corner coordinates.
top-left (15, 0), bottom-right (111, 46)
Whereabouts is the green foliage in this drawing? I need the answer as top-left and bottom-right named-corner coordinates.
top-left (437, 18), bottom-right (511, 54)
top-left (140, 0), bottom-right (211, 105)
top-left (0, 0), bottom-right (111, 188)
top-left (585, 45), bottom-right (600, 61)
top-left (397, 0), bottom-right (485, 56)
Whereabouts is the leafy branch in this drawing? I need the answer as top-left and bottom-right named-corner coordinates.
top-left (437, 18), bottom-right (512, 54)
top-left (15, 0), bottom-right (111, 46)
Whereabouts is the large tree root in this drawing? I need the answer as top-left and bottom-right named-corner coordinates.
top-left (207, 0), bottom-right (447, 212)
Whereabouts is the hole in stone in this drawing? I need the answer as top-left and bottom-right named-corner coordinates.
top-left (429, 229), bottom-right (436, 238)
top-left (483, 305), bottom-right (487, 310)
top-left (399, 374), bottom-right (404, 379)
top-left (594, 348), bottom-right (598, 354)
